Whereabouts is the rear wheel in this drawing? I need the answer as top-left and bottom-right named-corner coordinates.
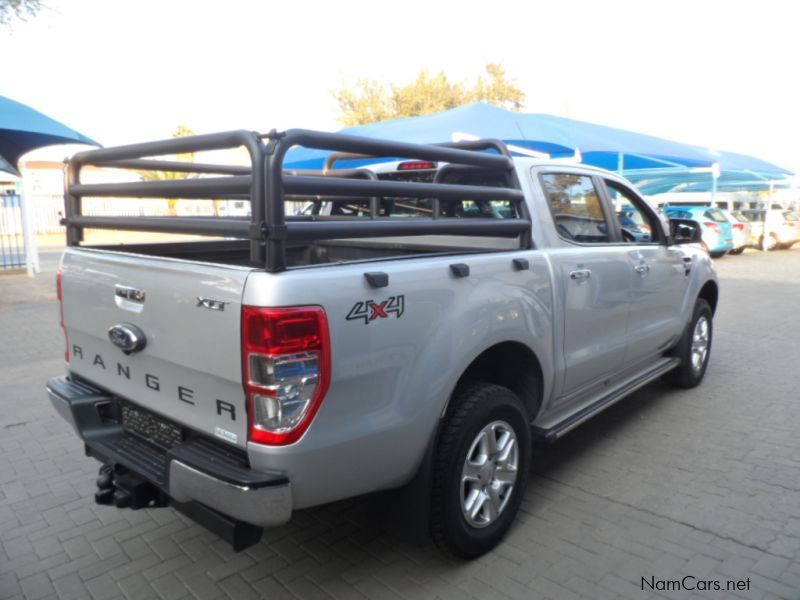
top-left (665, 298), bottom-right (712, 389)
top-left (728, 247), bottom-right (745, 255)
top-left (709, 251), bottom-right (726, 259)
top-left (430, 383), bottom-right (531, 558)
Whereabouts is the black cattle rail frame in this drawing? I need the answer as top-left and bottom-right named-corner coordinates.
top-left (64, 129), bottom-right (531, 272)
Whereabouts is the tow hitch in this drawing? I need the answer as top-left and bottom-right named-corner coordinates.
top-left (92, 464), bottom-right (264, 551)
top-left (94, 465), bottom-right (169, 509)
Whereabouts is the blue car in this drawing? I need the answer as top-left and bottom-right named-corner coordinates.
top-left (663, 206), bottom-right (734, 258)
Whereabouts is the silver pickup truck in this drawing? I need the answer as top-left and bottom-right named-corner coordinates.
top-left (48, 129), bottom-right (718, 558)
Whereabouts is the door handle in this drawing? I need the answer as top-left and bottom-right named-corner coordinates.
top-left (634, 263), bottom-right (650, 275)
top-left (682, 256), bottom-right (692, 275)
top-left (569, 268), bottom-right (592, 281)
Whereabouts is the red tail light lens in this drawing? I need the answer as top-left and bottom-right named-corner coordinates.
top-left (704, 221), bottom-right (721, 234)
top-left (56, 271), bottom-right (69, 362)
top-left (732, 223), bottom-right (745, 231)
top-left (397, 161), bottom-right (436, 170)
top-left (242, 306), bottom-right (330, 445)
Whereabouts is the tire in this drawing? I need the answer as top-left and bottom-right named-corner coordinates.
top-left (728, 247), bottom-right (745, 255)
top-left (759, 234), bottom-right (779, 251)
top-left (709, 251), bottom-right (726, 259)
top-left (664, 299), bottom-right (713, 389)
top-left (430, 383), bottom-right (531, 559)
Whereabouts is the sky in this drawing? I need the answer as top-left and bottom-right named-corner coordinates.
top-left (2, 0), bottom-right (800, 173)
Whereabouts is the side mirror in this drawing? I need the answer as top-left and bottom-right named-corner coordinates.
top-left (669, 218), bottom-right (703, 244)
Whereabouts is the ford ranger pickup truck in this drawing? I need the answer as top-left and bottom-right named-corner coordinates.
top-left (47, 129), bottom-right (718, 558)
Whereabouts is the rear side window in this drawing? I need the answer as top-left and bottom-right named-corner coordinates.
top-left (541, 173), bottom-right (610, 243)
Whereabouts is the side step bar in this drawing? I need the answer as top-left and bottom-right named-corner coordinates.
top-left (532, 357), bottom-right (680, 443)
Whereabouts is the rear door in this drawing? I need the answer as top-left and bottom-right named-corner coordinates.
top-left (61, 248), bottom-right (252, 449)
top-left (540, 172), bottom-right (631, 400)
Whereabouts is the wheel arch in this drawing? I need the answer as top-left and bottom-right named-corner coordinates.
top-left (447, 341), bottom-right (544, 422)
top-left (698, 280), bottom-right (719, 315)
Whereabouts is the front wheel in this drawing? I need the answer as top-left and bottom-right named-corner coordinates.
top-left (728, 247), bottom-right (745, 255)
top-left (709, 251), bottom-right (726, 259)
top-left (430, 383), bottom-right (531, 558)
top-left (665, 298), bottom-right (713, 389)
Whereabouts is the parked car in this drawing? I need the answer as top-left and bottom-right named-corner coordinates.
top-left (48, 130), bottom-right (718, 559)
top-left (722, 209), bottom-right (752, 254)
top-left (662, 206), bottom-right (734, 258)
top-left (740, 209), bottom-right (800, 250)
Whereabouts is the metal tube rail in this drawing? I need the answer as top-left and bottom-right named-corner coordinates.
top-left (283, 175), bottom-right (524, 202)
top-left (322, 139), bottom-right (512, 170)
top-left (69, 176), bottom-right (251, 199)
top-left (284, 218), bottom-right (530, 241)
top-left (100, 159), bottom-right (252, 175)
top-left (66, 215), bottom-right (529, 242)
top-left (66, 216), bottom-right (252, 237)
top-left (276, 129), bottom-right (513, 171)
top-left (70, 130), bottom-right (264, 165)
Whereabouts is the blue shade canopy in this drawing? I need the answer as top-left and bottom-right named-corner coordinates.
top-left (285, 102), bottom-right (792, 193)
top-left (0, 95), bottom-right (99, 175)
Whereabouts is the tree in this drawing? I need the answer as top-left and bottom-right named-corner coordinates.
top-left (333, 63), bottom-right (525, 127)
top-left (1, 0), bottom-right (43, 25)
top-left (138, 125), bottom-right (195, 216)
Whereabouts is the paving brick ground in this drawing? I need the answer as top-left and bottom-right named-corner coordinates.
top-left (1, 247), bottom-right (799, 600)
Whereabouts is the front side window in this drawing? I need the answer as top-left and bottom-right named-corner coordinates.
top-left (541, 173), bottom-right (610, 243)
top-left (605, 180), bottom-right (661, 243)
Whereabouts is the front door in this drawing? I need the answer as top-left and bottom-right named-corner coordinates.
top-left (602, 179), bottom-right (688, 364)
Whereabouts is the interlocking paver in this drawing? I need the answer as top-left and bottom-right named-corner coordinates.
top-left (2, 247), bottom-right (800, 599)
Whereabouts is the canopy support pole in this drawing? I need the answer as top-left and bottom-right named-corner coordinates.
top-left (710, 162), bottom-right (719, 206)
top-left (19, 166), bottom-right (40, 277)
top-left (617, 152), bottom-right (624, 174)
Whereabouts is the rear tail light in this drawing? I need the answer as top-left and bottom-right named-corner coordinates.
top-left (56, 271), bottom-right (69, 362)
top-left (704, 221), bottom-right (721, 234)
top-left (732, 223), bottom-right (745, 231)
top-left (242, 306), bottom-right (330, 445)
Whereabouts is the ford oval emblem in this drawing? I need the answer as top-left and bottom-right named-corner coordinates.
top-left (108, 323), bottom-right (146, 355)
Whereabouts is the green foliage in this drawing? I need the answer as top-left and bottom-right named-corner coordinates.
top-left (138, 125), bottom-right (195, 182)
top-left (333, 63), bottom-right (525, 127)
top-left (0, 0), bottom-right (43, 25)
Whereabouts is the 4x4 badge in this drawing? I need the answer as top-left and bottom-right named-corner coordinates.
top-left (346, 295), bottom-right (404, 325)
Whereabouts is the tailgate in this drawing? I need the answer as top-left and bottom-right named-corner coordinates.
top-left (61, 248), bottom-right (251, 449)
